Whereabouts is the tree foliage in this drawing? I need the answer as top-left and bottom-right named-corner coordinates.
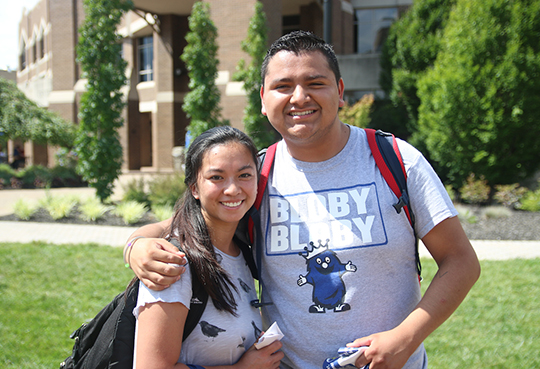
top-left (380, 0), bottom-right (455, 137)
top-left (417, 0), bottom-right (540, 187)
top-left (0, 77), bottom-right (76, 147)
top-left (339, 94), bottom-right (374, 129)
top-left (75, 0), bottom-right (132, 201)
top-left (181, 1), bottom-right (228, 139)
top-left (233, 1), bottom-right (278, 150)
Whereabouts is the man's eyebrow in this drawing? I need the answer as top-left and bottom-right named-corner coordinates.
top-left (268, 77), bottom-right (292, 85)
top-left (305, 74), bottom-right (330, 81)
top-left (269, 74), bottom-right (330, 85)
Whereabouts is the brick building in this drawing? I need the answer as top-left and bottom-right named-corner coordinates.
top-left (17, 0), bottom-right (412, 171)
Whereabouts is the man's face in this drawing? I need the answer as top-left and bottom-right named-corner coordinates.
top-left (260, 50), bottom-right (345, 149)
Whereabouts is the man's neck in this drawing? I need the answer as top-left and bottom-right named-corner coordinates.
top-left (285, 122), bottom-right (350, 162)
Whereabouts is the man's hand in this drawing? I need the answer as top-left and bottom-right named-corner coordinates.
top-left (348, 327), bottom-right (416, 369)
top-left (129, 238), bottom-right (186, 291)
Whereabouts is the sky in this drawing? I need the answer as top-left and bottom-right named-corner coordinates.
top-left (0, 0), bottom-right (41, 70)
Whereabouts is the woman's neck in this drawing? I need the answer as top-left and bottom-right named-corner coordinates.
top-left (208, 223), bottom-right (240, 257)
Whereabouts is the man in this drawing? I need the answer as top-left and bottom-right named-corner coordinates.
top-left (125, 31), bottom-right (480, 369)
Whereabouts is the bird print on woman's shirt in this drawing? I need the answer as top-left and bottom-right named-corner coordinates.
top-left (199, 321), bottom-right (226, 340)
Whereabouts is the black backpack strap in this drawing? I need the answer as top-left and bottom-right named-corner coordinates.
top-left (234, 234), bottom-right (258, 279)
top-left (167, 238), bottom-right (209, 341)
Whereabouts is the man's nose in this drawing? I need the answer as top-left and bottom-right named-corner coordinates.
top-left (290, 85), bottom-right (310, 105)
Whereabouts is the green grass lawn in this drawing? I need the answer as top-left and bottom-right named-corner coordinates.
top-left (0, 242), bottom-right (133, 369)
top-left (1, 242), bottom-right (539, 368)
top-left (421, 257), bottom-right (540, 368)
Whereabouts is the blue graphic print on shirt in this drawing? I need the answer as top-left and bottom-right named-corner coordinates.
top-left (297, 240), bottom-right (357, 313)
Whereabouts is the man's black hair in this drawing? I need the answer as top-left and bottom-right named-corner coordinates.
top-left (261, 30), bottom-right (341, 86)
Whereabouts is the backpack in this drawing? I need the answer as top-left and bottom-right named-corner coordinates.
top-left (248, 128), bottom-right (421, 279)
top-left (60, 240), bottom-right (209, 369)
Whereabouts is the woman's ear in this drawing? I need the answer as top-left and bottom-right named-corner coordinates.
top-left (190, 184), bottom-right (199, 200)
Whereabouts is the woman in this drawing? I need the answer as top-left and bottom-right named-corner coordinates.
top-left (133, 126), bottom-right (283, 369)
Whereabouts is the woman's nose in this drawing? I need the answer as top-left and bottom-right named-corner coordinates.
top-left (224, 180), bottom-right (241, 195)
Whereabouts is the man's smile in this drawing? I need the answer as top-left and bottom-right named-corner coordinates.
top-left (289, 110), bottom-right (316, 117)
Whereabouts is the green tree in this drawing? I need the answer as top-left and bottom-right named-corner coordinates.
top-left (75, 0), bottom-right (132, 201)
top-left (182, 2), bottom-right (228, 139)
top-left (0, 77), bottom-right (76, 147)
top-left (339, 94), bottom-right (374, 128)
top-left (417, 0), bottom-right (540, 187)
top-left (233, 1), bottom-right (278, 149)
top-left (380, 0), bottom-right (455, 138)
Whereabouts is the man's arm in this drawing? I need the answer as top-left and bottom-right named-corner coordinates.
top-left (124, 218), bottom-right (187, 291)
top-left (351, 216), bottom-right (481, 369)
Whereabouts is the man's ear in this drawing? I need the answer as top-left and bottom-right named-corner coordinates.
top-left (260, 85), bottom-right (267, 116)
top-left (338, 78), bottom-right (345, 108)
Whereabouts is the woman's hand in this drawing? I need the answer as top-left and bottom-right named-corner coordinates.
top-left (234, 341), bottom-right (284, 369)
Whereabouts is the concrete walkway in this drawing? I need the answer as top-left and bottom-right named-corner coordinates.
top-left (0, 220), bottom-right (539, 260)
top-left (1, 186), bottom-right (539, 259)
top-left (0, 221), bottom-right (137, 247)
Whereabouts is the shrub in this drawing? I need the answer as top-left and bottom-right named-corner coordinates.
top-left (151, 204), bottom-right (174, 222)
top-left (483, 206), bottom-right (513, 219)
top-left (454, 204), bottom-right (478, 224)
top-left (147, 173), bottom-right (186, 207)
top-left (18, 165), bottom-right (52, 188)
top-left (114, 201), bottom-right (147, 225)
top-left (445, 184), bottom-right (457, 203)
top-left (494, 184), bottom-right (528, 209)
top-left (10, 177), bottom-right (23, 189)
top-left (50, 165), bottom-right (84, 187)
top-left (0, 163), bottom-right (16, 183)
top-left (79, 197), bottom-right (112, 222)
top-left (43, 195), bottom-right (78, 220)
top-left (459, 173), bottom-right (490, 205)
top-left (339, 94), bottom-right (374, 128)
top-left (519, 186), bottom-right (540, 212)
top-left (0, 163), bottom-right (84, 189)
top-left (122, 177), bottom-right (149, 206)
top-left (13, 198), bottom-right (38, 220)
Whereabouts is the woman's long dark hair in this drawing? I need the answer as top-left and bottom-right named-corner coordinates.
top-left (166, 126), bottom-right (258, 315)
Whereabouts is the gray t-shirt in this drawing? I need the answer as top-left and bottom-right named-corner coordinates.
top-left (257, 126), bottom-right (457, 369)
top-left (133, 247), bottom-right (262, 367)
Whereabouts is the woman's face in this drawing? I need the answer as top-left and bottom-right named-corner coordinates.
top-left (191, 141), bottom-right (257, 229)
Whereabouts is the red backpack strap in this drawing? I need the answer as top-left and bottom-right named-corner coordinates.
top-left (249, 142), bottom-right (278, 243)
top-left (365, 128), bottom-right (413, 226)
top-left (365, 128), bottom-right (421, 280)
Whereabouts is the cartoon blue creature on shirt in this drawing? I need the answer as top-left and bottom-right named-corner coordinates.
top-left (297, 239), bottom-right (357, 313)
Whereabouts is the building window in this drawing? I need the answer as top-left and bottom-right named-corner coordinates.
top-left (138, 36), bottom-right (153, 82)
top-left (19, 41), bottom-right (26, 70)
top-left (354, 8), bottom-right (398, 54)
top-left (33, 41), bottom-right (37, 63)
top-left (39, 36), bottom-right (45, 59)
